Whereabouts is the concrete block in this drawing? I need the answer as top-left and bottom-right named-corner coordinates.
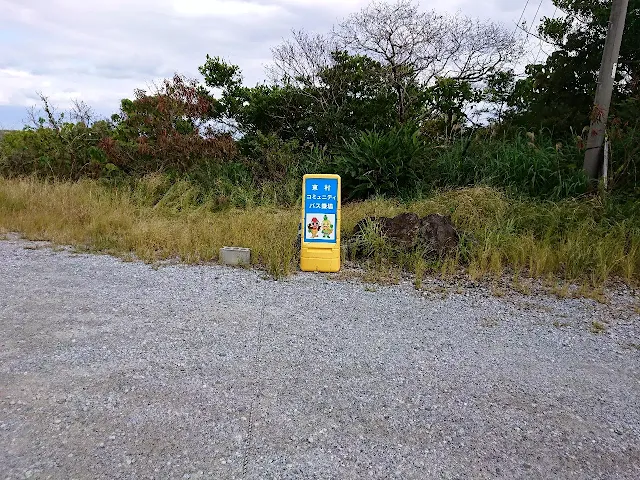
top-left (219, 246), bottom-right (251, 266)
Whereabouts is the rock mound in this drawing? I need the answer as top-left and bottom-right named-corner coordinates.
top-left (352, 212), bottom-right (459, 256)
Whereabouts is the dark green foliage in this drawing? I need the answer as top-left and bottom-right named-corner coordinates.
top-left (0, 121), bottom-right (114, 179)
top-left (239, 133), bottom-right (315, 182)
top-left (422, 78), bottom-right (479, 139)
top-left (310, 51), bottom-right (399, 144)
top-left (330, 126), bottom-right (589, 201)
top-left (508, 0), bottom-right (640, 133)
top-left (430, 131), bottom-right (589, 199)
top-left (332, 124), bottom-right (427, 200)
top-left (199, 52), bottom-right (399, 149)
top-left (606, 119), bottom-right (640, 194)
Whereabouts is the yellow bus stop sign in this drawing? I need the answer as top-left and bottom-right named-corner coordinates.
top-left (300, 174), bottom-right (341, 272)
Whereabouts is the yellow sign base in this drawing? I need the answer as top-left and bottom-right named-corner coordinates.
top-left (300, 246), bottom-right (341, 272)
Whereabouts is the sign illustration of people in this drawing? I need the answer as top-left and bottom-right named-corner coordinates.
top-left (308, 217), bottom-right (321, 238)
top-left (321, 215), bottom-right (333, 238)
top-left (302, 176), bottom-right (338, 244)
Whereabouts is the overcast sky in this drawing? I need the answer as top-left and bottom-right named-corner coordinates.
top-left (0, 0), bottom-right (557, 129)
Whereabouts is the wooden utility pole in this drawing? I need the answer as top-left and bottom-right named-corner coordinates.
top-left (583, 0), bottom-right (629, 180)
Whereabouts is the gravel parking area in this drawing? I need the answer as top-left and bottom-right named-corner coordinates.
top-left (1, 238), bottom-right (639, 479)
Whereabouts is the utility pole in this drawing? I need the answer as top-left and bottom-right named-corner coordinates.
top-left (583, 0), bottom-right (629, 180)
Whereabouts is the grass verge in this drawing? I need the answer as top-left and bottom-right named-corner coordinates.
top-left (1, 176), bottom-right (638, 286)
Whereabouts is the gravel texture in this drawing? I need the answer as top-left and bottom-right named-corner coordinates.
top-left (1, 237), bottom-right (639, 479)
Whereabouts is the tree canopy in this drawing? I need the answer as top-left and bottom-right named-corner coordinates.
top-left (507, 0), bottom-right (639, 133)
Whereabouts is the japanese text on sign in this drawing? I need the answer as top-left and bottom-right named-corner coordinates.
top-left (304, 178), bottom-right (338, 215)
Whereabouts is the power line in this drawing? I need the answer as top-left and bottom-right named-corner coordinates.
top-left (521, 0), bottom-right (545, 66)
top-left (506, 0), bottom-right (535, 79)
top-left (533, 5), bottom-right (558, 65)
top-left (527, 0), bottom-right (545, 38)
top-left (513, 0), bottom-right (532, 38)
top-left (511, 0), bottom-right (559, 77)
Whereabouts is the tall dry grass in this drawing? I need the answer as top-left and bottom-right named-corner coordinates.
top-left (1, 176), bottom-right (638, 286)
top-left (345, 188), bottom-right (640, 287)
top-left (0, 176), bottom-right (299, 276)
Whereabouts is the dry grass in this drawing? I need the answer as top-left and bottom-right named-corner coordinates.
top-left (342, 187), bottom-right (639, 288)
top-left (1, 176), bottom-right (639, 287)
top-left (0, 176), bottom-right (299, 277)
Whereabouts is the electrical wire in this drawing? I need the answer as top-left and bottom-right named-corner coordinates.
top-left (533, 5), bottom-right (559, 65)
top-left (513, 0), bottom-right (532, 39)
top-left (527, 0), bottom-right (545, 38)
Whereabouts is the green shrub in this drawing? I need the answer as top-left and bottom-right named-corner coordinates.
top-left (0, 121), bottom-right (113, 179)
top-left (239, 132), bottom-right (303, 182)
top-left (607, 119), bottom-right (640, 195)
top-left (333, 124), bottom-right (426, 200)
top-left (429, 131), bottom-right (589, 199)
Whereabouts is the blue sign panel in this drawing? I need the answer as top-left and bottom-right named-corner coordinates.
top-left (303, 177), bottom-right (338, 244)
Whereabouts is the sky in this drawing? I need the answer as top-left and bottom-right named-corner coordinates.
top-left (0, 0), bottom-right (557, 129)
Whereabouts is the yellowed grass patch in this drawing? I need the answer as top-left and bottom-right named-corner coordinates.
top-left (1, 177), bottom-right (638, 287)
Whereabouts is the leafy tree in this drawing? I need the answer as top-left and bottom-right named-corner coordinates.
top-left (509, 0), bottom-right (639, 133)
top-left (422, 78), bottom-right (479, 139)
top-left (483, 70), bottom-right (517, 124)
top-left (332, 0), bottom-right (521, 123)
top-left (267, 0), bottom-right (522, 135)
top-left (199, 52), bottom-right (399, 148)
top-left (102, 74), bottom-right (237, 174)
top-left (303, 51), bottom-right (399, 145)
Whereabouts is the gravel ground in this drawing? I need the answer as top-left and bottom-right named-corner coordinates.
top-left (1, 237), bottom-right (639, 480)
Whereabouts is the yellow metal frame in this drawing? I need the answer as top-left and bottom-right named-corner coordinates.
top-left (300, 174), bottom-right (341, 272)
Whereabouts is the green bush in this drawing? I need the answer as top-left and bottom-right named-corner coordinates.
top-left (239, 133), bottom-right (303, 182)
top-left (428, 131), bottom-right (589, 199)
top-left (607, 119), bottom-right (640, 195)
top-left (0, 121), bottom-right (113, 179)
top-left (329, 127), bottom-right (589, 202)
top-left (333, 124), bottom-right (426, 200)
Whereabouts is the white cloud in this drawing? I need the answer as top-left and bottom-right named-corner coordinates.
top-left (0, 69), bottom-right (41, 105)
top-left (171, 0), bottom-right (284, 17)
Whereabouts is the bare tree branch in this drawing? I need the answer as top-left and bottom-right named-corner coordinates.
top-left (268, 30), bottom-right (337, 86)
top-left (70, 99), bottom-right (95, 126)
top-left (35, 92), bottom-right (62, 132)
top-left (265, 0), bottom-right (526, 126)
